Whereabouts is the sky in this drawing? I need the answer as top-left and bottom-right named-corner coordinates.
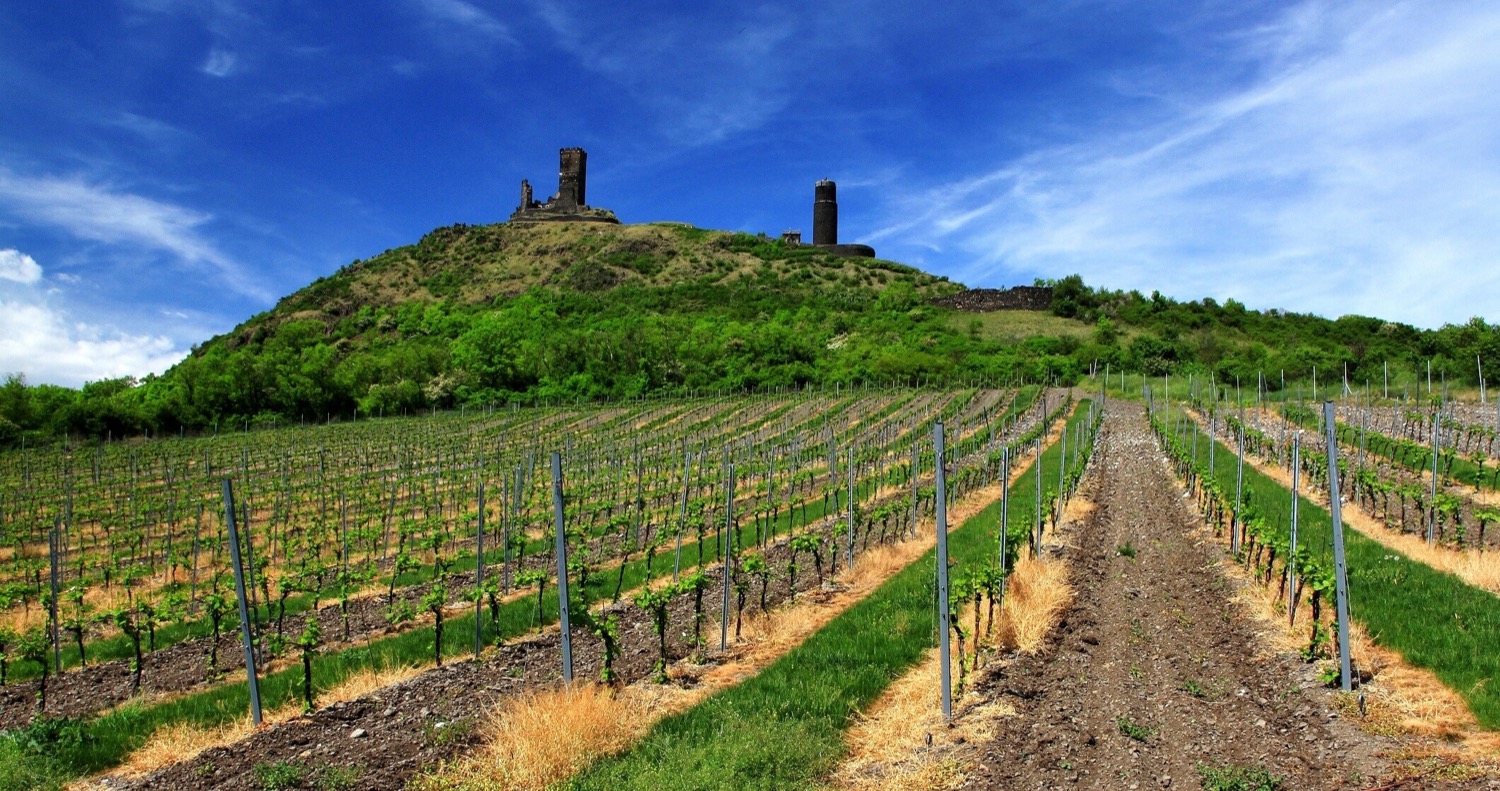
top-left (2, 0), bottom-right (1499, 387)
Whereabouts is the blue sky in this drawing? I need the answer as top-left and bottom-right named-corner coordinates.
top-left (2, 0), bottom-right (1498, 386)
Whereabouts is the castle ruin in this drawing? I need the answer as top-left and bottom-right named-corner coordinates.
top-left (509, 147), bottom-right (619, 224)
top-left (788, 179), bottom-right (875, 258)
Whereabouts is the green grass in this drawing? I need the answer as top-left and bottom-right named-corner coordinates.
top-left (1164, 403), bottom-right (1500, 728)
top-left (564, 401), bottom-right (1094, 790)
top-left (1114, 715), bottom-right (1155, 743)
top-left (1196, 761), bottom-right (1282, 791)
top-left (948, 310), bottom-right (1099, 344)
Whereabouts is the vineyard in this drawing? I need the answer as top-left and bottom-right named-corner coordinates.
top-left (0, 379), bottom-right (1497, 789)
top-left (0, 385), bottom-right (1099, 787)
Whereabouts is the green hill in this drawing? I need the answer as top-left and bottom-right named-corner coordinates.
top-left (3, 219), bottom-right (1498, 445)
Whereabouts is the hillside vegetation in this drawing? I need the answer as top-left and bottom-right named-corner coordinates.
top-left (3, 221), bottom-right (1499, 446)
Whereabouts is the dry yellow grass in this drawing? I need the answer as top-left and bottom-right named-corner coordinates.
top-left (1342, 503), bottom-right (1500, 594)
top-left (87, 666), bottom-right (422, 786)
top-left (409, 684), bottom-right (667, 791)
top-left (1183, 470), bottom-right (1500, 760)
top-left (96, 407), bottom-right (1075, 791)
top-left (1189, 408), bottom-right (1500, 749)
top-left (1218, 546), bottom-right (1500, 756)
top-left (1211, 406), bottom-right (1500, 593)
top-left (94, 701), bottom-right (302, 784)
top-left (1245, 449), bottom-right (1500, 596)
top-left (832, 648), bottom-right (986, 791)
top-left (314, 664), bottom-right (425, 708)
top-left (993, 549), bottom-right (1073, 655)
top-left (413, 535), bottom-right (952, 791)
top-left (833, 497), bottom-right (1084, 790)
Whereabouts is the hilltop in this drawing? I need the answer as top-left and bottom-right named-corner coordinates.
top-left (79, 220), bottom-right (1004, 434)
top-left (249, 221), bottom-right (950, 341)
top-left (3, 218), bottom-right (1498, 445)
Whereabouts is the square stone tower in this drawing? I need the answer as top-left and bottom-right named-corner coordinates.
top-left (557, 147), bottom-right (587, 210)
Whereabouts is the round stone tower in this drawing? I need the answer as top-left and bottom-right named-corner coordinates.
top-left (813, 179), bottom-right (838, 246)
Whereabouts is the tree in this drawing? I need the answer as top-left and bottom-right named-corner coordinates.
top-left (516, 570), bottom-right (547, 633)
top-left (0, 626), bottom-right (14, 686)
top-left (18, 627), bottom-right (48, 712)
top-left (109, 606), bottom-right (145, 694)
top-left (295, 616), bottom-right (322, 712)
top-left (422, 585), bottom-right (447, 667)
top-left (203, 591), bottom-right (230, 677)
top-left (632, 585), bottom-right (674, 683)
top-left (61, 585), bottom-right (89, 667)
top-left (741, 552), bottom-right (772, 613)
top-left (679, 571), bottom-right (710, 647)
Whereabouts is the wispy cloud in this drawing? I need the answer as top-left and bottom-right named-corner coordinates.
top-left (529, 3), bottom-right (800, 145)
top-left (0, 249), bottom-right (41, 284)
top-left (0, 171), bottom-right (270, 300)
top-left (0, 299), bottom-right (186, 387)
top-left (201, 45), bottom-right (238, 77)
top-left (873, 0), bottom-right (1500, 328)
top-left (410, 0), bottom-right (516, 47)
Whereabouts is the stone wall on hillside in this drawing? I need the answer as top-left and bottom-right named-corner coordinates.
top-left (931, 286), bottom-right (1054, 312)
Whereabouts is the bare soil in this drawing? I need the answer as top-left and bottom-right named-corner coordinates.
top-left (957, 401), bottom-right (1481, 790)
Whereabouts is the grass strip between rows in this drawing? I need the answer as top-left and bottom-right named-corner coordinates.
top-left (564, 400), bottom-right (1092, 790)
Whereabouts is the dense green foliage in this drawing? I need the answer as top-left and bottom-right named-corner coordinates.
top-left (1046, 274), bottom-right (1500, 386)
top-left (5, 223), bottom-right (1500, 448)
top-left (0, 224), bottom-right (1071, 446)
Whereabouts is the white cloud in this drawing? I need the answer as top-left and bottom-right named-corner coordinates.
top-left (0, 300), bottom-right (187, 387)
top-left (873, 0), bottom-right (1500, 329)
top-left (411, 0), bottom-right (515, 45)
top-left (0, 249), bottom-right (41, 284)
top-left (0, 171), bottom-right (270, 300)
top-left (201, 45), bottom-right (237, 77)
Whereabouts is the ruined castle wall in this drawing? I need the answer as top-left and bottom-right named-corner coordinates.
top-left (931, 286), bottom-right (1055, 312)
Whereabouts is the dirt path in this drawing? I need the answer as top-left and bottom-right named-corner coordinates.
top-left (960, 401), bottom-right (1397, 790)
